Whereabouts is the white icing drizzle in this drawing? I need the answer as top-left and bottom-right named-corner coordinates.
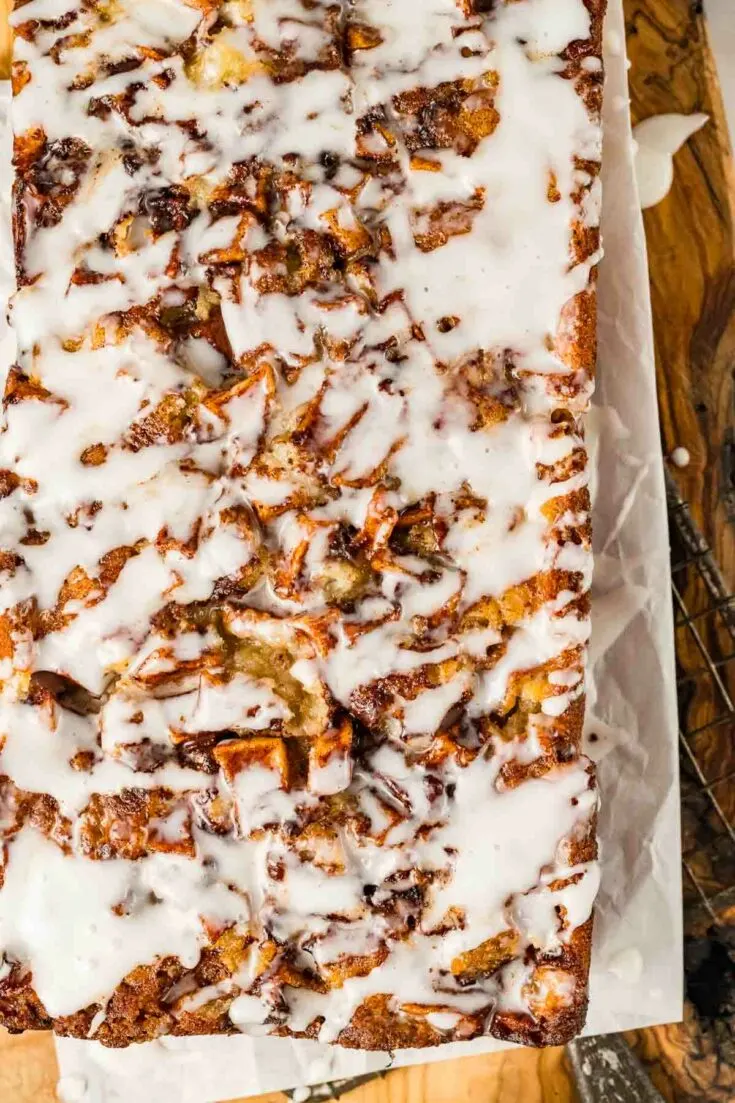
top-left (632, 113), bottom-right (709, 209)
top-left (0, 0), bottom-right (602, 1045)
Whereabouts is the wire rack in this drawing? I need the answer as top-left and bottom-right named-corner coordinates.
top-left (285, 470), bottom-right (735, 1102)
top-left (668, 470), bottom-right (735, 932)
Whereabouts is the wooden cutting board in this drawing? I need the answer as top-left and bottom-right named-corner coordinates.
top-left (0, 1), bottom-right (733, 1100)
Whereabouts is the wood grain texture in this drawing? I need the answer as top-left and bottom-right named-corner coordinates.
top-left (623, 2), bottom-right (735, 1101)
top-left (0, 1029), bottom-right (579, 1103)
top-left (225, 1048), bottom-right (577, 1103)
top-left (0, 0), bottom-right (734, 1101)
top-left (625, 0), bottom-right (735, 567)
top-left (625, 0), bottom-right (735, 909)
top-left (626, 0), bottom-right (735, 858)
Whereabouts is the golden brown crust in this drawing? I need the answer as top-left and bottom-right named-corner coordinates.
top-left (0, 782), bottom-right (598, 1049)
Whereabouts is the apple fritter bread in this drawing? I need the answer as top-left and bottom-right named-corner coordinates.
top-left (0, 0), bottom-right (604, 1049)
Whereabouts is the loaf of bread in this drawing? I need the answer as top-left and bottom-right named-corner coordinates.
top-left (0, 0), bottom-right (604, 1049)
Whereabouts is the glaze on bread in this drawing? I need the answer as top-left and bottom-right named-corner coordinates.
top-left (0, 0), bottom-right (604, 1049)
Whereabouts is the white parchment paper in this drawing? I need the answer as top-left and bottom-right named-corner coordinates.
top-left (0, 0), bottom-right (683, 1097)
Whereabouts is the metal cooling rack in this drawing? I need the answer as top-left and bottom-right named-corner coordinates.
top-left (284, 469), bottom-right (735, 1103)
top-left (668, 469), bottom-right (735, 929)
